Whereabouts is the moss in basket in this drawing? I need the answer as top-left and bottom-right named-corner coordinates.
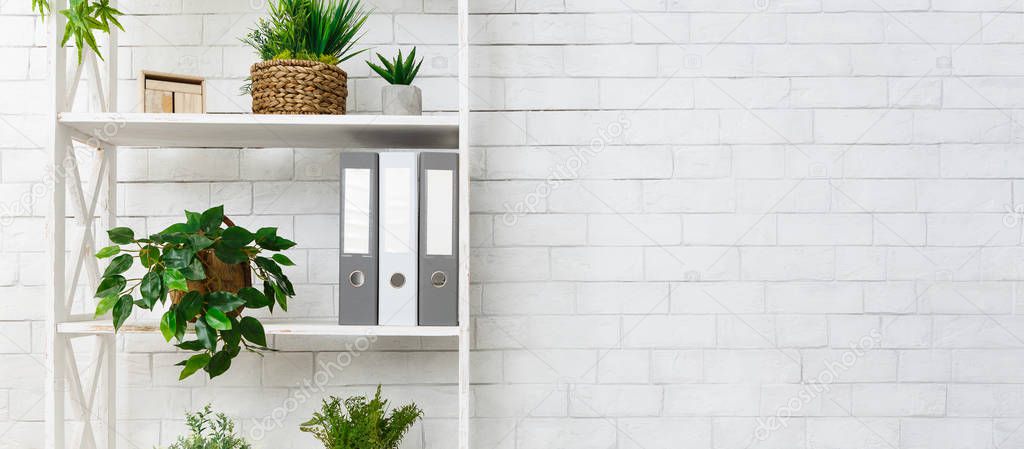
top-left (93, 205), bottom-right (297, 380)
top-left (242, 0), bottom-right (371, 66)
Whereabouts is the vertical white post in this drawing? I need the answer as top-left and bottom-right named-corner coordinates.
top-left (456, 0), bottom-right (471, 448)
top-left (103, 4), bottom-right (118, 447)
top-left (47, 0), bottom-right (70, 448)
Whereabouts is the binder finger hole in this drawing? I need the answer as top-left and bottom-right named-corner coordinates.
top-left (348, 270), bottom-right (365, 288)
top-left (390, 273), bottom-right (406, 288)
top-left (431, 271), bottom-right (447, 288)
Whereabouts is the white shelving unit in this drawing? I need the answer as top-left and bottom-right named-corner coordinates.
top-left (45, 1), bottom-right (471, 448)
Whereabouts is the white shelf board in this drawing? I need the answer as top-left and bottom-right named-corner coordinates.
top-left (57, 318), bottom-right (460, 337)
top-left (59, 112), bottom-right (460, 150)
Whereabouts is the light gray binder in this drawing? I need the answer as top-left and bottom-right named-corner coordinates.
top-left (418, 152), bottom-right (459, 326)
top-left (378, 152), bottom-right (419, 326)
top-left (339, 153), bottom-right (378, 325)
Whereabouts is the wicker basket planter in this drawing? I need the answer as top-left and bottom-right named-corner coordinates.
top-left (250, 59), bottom-right (349, 115)
top-left (170, 217), bottom-right (253, 318)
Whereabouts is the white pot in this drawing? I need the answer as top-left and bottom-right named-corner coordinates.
top-left (382, 85), bottom-right (422, 116)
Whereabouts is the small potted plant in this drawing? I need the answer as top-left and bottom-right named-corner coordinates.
top-left (93, 205), bottom-right (297, 380)
top-left (367, 48), bottom-right (424, 115)
top-left (165, 405), bottom-right (252, 449)
top-left (300, 385), bottom-right (423, 449)
top-left (242, 0), bottom-right (370, 115)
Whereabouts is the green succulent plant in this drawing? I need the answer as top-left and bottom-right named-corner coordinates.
top-left (366, 48), bottom-right (423, 85)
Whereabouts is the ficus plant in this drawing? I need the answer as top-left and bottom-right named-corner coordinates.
top-left (33, 0), bottom-right (125, 64)
top-left (366, 47), bottom-right (423, 85)
top-left (93, 205), bottom-right (297, 380)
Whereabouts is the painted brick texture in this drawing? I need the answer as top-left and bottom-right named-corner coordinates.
top-left (3, 0), bottom-right (1024, 448)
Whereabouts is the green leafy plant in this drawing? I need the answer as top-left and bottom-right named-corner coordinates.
top-left (366, 48), bottom-right (422, 85)
top-left (93, 205), bottom-right (297, 380)
top-left (33, 0), bottom-right (125, 64)
top-left (166, 404), bottom-right (252, 449)
top-left (242, 0), bottom-right (371, 66)
top-left (300, 385), bottom-right (423, 449)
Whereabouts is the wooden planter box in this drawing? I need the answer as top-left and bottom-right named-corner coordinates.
top-left (140, 70), bottom-right (206, 113)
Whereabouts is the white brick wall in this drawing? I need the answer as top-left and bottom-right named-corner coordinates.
top-left (5, 0), bottom-right (1024, 448)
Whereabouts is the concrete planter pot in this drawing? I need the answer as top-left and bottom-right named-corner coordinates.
top-left (382, 85), bottom-right (422, 115)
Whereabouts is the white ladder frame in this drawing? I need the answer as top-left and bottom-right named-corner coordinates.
top-left (45, 0), bottom-right (471, 447)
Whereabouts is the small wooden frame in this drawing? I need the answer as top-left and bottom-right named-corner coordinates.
top-left (140, 70), bottom-right (206, 113)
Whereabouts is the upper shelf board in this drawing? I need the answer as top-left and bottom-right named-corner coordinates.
top-left (59, 113), bottom-right (460, 150)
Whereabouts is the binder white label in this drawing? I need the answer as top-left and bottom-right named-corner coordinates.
top-left (382, 167), bottom-right (413, 254)
top-left (425, 169), bottom-right (454, 256)
top-left (343, 168), bottom-right (371, 255)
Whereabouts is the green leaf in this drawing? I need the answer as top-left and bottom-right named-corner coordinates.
top-left (200, 205), bottom-right (224, 233)
top-left (177, 291), bottom-right (204, 322)
top-left (175, 340), bottom-right (206, 351)
top-left (273, 283), bottom-right (288, 312)
top-left (257, 235), bottom-right (296, 251)
top-left (239, 317), bottom-right (267, 347)
top-left (204, 308), bottom-right (232, 331)
top-left (254, 256), bottom-right (283, 277)
top-left (207, 291), bottom-right (245, 313)
top-left (159, 310), bottom-right (176, 342)
top-left (159, 223), bottom-right (195, 237)
top-left (187, 235), bottom-right (214, 251)
top-left (221, 317), bottom-right (242, 348)
top-left (102, 253), bottom-right (132, 278)
top-left (255, 227), bottom-right (277, 243)
top-left (139, 271), bottom-right (162, 309)
top-left (163, 268), bottom-right (188, 292)
top-left (178, 353), bottom-right (211, 380)
top-left (106, 227), bottom-right (134, 244)
top-left (94, 275), bottom-right (126, 299)
top-left (221, 226), bottom-right (255, 248)
top-left (207, 350), bottom-right (233, 378)
top-left (94, 294), bottom-right (118, 317)
top-left (181, 257), bottom-right (206, 281)
top-left (271, 253), bottom-right (295, 266)
top-left (195, 318), bottom-right (217, 350)
top-left (95, 245), bottom-right (120, 258)
top-left (184, 210), bottom-right (202, 230)
top-left (139, 245), bottom-right (159, 268)
top-left (112, 295), bottom-right (133, 331)
top-left (174, 307), bottom-right (187, 342)
top-left (264, 281), bottom-right (276, 313)
top-left (214, 245), bottom-right (248, 264)
top-left (162, 247), bottom-right (193, 270)
top-left (237, 287), bottom-right (271, 309)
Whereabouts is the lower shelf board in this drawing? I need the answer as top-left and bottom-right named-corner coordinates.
top-left (57, 318), bottom-right (461, 337)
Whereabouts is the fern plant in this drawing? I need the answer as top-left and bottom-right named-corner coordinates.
top-left (367, 48), bottom-right (423, 85)
top-left (33, 0), bottom-right (124, 64)
top-left (300, 385), bottom-right (423, 449)
top-left (242, 0), bottom-right (371, 66)
top-left (166, 405), bottom-right (252, 449)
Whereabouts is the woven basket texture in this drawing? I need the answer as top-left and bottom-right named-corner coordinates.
top-left (250, 59), bottom-right (348, 115)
